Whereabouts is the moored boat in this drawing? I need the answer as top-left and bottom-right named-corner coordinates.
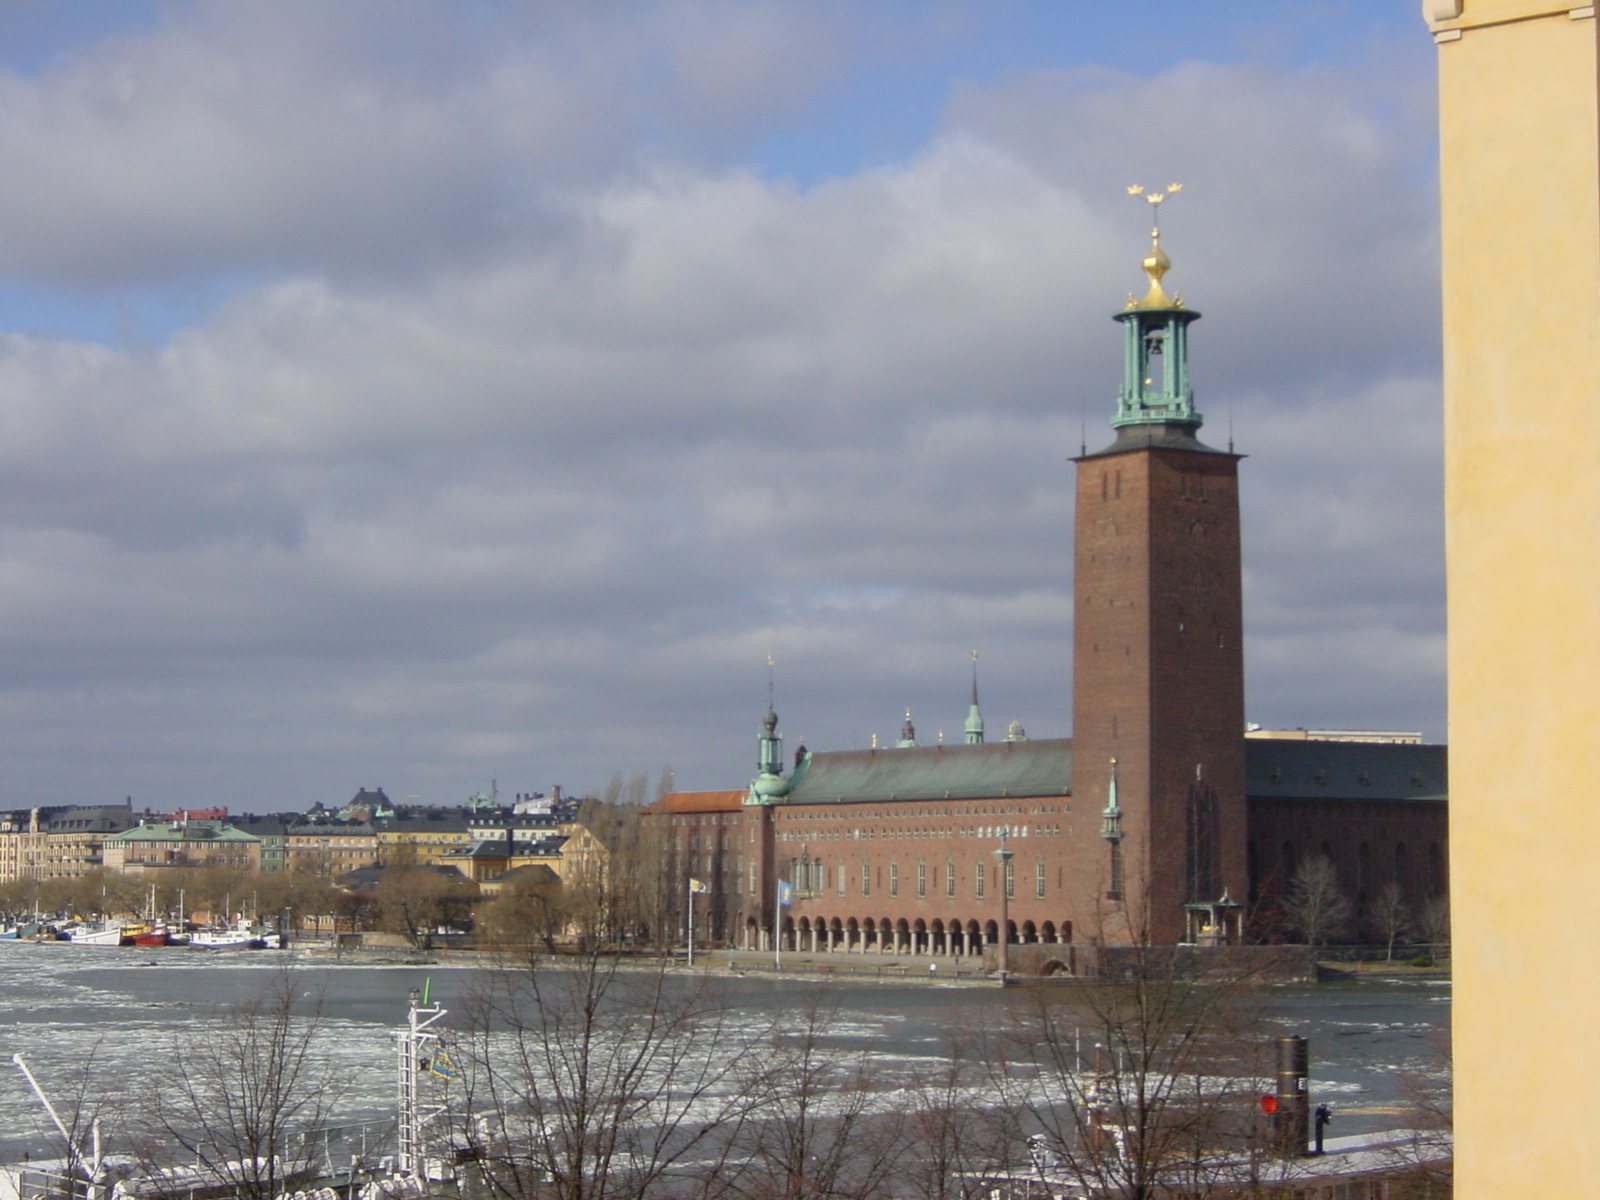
top-left (67, 922), bottom-right (131, 946)
top-left (189, 919), bottom-right (280, 949)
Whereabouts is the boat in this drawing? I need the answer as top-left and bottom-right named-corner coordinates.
top-left (189, 919), bottom-right (280, 949)
top-left (130, 927), bottom-right (169, 947)
top-left (68, 922), bottom-right (131, 946)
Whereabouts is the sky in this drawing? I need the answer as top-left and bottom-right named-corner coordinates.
top-left (0, 1), bottom-right (1443, 811)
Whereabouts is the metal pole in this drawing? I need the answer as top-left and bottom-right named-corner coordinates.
top-left (995, 829), bottom-right (1014, 980)
top-left (687, 876), bottom-right (695, 969)
top-left (1275, 1035), bottom-right (1310, 1155)
top-left (773, 869), bottom-right (781, 969)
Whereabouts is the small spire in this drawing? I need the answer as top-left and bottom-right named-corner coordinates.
top-left (1101, 757), bottom-right (1124, 841)
top-left (965, 650), bottom-right (985, 744)
top-left (757, 655), bottom-right (783, 777)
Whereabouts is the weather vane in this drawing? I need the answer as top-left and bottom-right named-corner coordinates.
top-left (1126, 182), bottom-right (1183, 236)
top-left (1124, 183), bottom-right (1184, 308)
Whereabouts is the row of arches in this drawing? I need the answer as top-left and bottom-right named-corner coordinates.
top-left (744, 915), bottom-right (1073, 956)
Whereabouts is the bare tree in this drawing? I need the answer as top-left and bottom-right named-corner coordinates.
top-left (451, 951), bottom-right (753, 1200)
top-left (474, 867), bottom-right (567, 954)
top-left (1279, 857), bottom-right (1352, 948)
top-left (1371, 881), bottom-right (1410, 962)
top-left (1418, 895), bottom-right (1451, 956)
top-left (374, 865), bottom-right (476, 949)
top-left (896, 1030), bottom-right (1012, 1200)
top-left (721, 995), bottom-right (906, 1200)
top-left (997, 945), bottom-right (1286, 1200)
top-left (129, 969), bottom-right (347, 1200)
top-left (1380, 1032), bottom-right (1453, 1198)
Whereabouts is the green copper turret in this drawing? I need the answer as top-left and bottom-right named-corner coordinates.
top-left (1111, 227), bottom-right (1202, 432)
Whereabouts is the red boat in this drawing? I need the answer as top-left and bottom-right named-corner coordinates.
top-left (130, 928), bottom-right (169, 947)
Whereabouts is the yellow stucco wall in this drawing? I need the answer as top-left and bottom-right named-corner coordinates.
top-left (1428, 2), bottom-right (1600, 1193)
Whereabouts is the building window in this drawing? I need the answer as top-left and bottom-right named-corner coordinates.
top-left (862, 857), bottom-right (871, 897)
top-left (838, 858), bottom-right (847, 897)
top-left (946, 858), bottom-right (956, 897)
top-left (889, 861), bottom-right (899, 897)
top-left (1035, 858), bottom-right (1046, 900)
top-left (917, 857), bottom-right (927, 898)
top-left (1108, 841), bottom-right (1124, 899)
top-left (975, 861), bottom-right (985, 899)
top-left (1005, 856), bottom-right (1015, 899)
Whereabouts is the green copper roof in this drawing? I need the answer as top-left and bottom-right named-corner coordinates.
top-left (1244, 740), bottom-right (1447, 803)
top-left (781, 739), bottom-right (1073, 806)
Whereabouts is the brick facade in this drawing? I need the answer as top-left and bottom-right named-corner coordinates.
top-left (1072, 434), bottom-right (1248, 943)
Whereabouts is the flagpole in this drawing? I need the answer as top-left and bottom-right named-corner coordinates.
top-left (687, 875), bottom-right (695, 969)
top-left (774, 869), bottom-right (781, 970)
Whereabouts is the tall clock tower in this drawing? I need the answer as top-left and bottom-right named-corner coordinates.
top-left (1071, 212), bottom-right (1247, 943)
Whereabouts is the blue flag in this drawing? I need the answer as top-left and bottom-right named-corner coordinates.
top-left (777, 880), bottom-right (793, 906)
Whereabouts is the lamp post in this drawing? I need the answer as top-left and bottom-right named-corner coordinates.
top-left (994, 828), bottom-right (1014, 980)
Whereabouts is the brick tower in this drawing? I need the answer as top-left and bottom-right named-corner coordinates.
top-left (1071, 200), bottom-right (1247, 943)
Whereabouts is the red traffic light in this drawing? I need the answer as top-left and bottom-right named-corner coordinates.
top-left (1259, 1095), bottom-right (1279, 1115)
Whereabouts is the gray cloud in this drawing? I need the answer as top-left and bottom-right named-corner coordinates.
top-left (0, 5), bottom-right (1443, 808)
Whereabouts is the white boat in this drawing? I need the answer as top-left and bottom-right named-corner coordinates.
top-left (67, 922), bottom-right (128, 946)
top-left (188, 920), bottom-right (280, 949)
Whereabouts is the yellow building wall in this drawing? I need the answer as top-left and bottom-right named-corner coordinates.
top-left (1427, 2), bottom-right (1600, 1194)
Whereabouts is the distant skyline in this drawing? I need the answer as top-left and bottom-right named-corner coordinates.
top-left (0, 2), bottom-right (1442, 808)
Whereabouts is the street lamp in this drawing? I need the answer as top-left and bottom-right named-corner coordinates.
top-left (994, 828), bottom-right (1014, 980)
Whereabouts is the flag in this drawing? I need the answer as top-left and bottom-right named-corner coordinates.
top-left (423, 1048), bottom-right (459, 1081)
top-left (688, 878), bottom-right (708, 894)
top-left (778, 880), bottom-right (793, 906)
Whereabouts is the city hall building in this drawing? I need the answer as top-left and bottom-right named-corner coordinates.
top-left (649, 229), bottom-right (1446, 960)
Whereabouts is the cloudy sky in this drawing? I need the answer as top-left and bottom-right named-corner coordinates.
top-left (0, 1), bottom-right (1442, 811)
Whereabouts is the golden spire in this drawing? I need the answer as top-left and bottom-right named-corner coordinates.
top-left (1126, 183), bottom-right (1183, 308)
